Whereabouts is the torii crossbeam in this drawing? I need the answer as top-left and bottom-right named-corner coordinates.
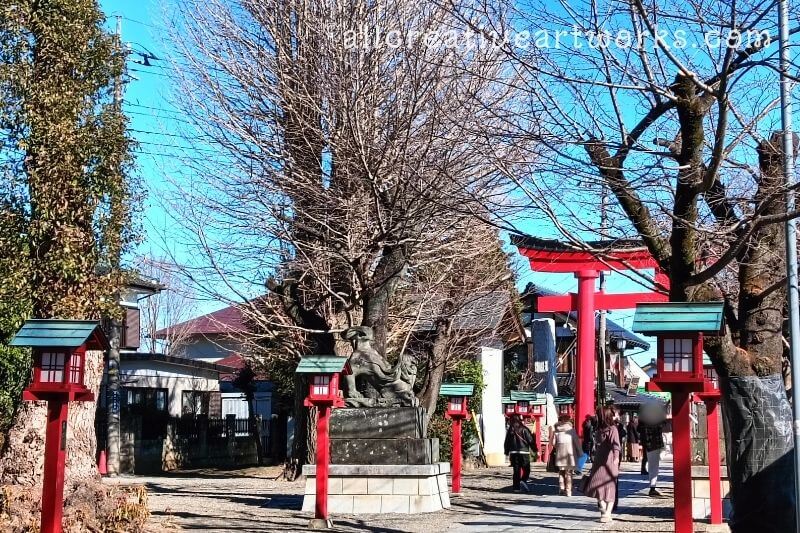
top-left (513, 235), bottom-right (669, 435)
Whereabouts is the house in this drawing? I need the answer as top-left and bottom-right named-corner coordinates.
top-left (99, 277), bottom-right (240, 421)
top-left (154, 305), bottom-right (273, 422)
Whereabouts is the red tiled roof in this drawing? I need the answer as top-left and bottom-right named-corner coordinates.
top-left (154, 304), bottom-right (245, 339)
top-left (216, 353), bottom-right (269, 382)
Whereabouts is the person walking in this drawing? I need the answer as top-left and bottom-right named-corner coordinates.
top-left (504, 415), bottom-right (536, 492)
top-left (581, 414), bottom-right (595, 460)
top-left (580, 406), bottom-right (621, 523)
top-left (639, 418), bottom-right (665, 497)
top-left (627, 416), bottom-right (640, 462)
top-left (551, 414), bottom-right (582, 496)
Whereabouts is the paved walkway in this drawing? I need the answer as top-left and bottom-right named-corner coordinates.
top-left (110, 460), bottom-right (727, 532)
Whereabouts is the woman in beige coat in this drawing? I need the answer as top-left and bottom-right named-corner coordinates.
top-left (551, 414), bottom-right (582, 496)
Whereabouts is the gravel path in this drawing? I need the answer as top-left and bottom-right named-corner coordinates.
top-left (107, 460), bottom-right (730, 532)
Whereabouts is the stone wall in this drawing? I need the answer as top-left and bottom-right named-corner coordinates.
top-left (691, 465), bottom-right (731, 520)
top-left (302, 463), bottom-right (451, 514)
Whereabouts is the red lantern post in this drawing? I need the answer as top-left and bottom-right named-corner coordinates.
top-left (10, 320), bottom-right (110, 533)
top-left (634, 302), bottom-right (725, 533)
top-left (440, 383), bottom-right (474, 494)
top-left (295, 356), bottom-right (350, 528)
top-left (695, 365), bottom-right (723, 525)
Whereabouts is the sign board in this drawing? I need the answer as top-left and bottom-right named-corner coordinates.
top-left (627, 376), bottom-right (640, 396)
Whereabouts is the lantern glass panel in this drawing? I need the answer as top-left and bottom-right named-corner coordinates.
top-left (68, 352), bottom-right (83, 384)
top-left (449, 397), bottom-right (463, 412)
top-left (518, 401), bottom-right (529, 413)
top-left (663, 338), bottom-right (693, 373)
top-left (705, 367), bottom-right (719, 388)
top-left (41, 352), bottom-right (66, 383)
top-left (312, 375), bottom-right (331, 396)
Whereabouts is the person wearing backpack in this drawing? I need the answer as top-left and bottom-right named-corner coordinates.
top-left (504, 414), bottom-right (536, 492)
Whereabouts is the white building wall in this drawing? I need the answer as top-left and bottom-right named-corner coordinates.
top-left (480, 344), bottom-right (507, 466)
top-left (119, 360), bottom-right (219, 416)
top-left (172, 336), bottom-right (242, 362)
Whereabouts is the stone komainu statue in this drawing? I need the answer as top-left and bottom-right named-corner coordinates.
top-left (342, 326), bottom-right (418, 407)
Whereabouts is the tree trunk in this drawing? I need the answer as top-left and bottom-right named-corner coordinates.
top-left (0, 349), bottom-right (103, 489)
top-left (702, 132), bottom-right (797, 532)
top-left (418, 321), bottom-right (451, 422)
top-left (363, 245), bottom-right (408, 356)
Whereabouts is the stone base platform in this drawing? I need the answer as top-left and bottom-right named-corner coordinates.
top-left (302, 463), bottom-right (451, 514)
top-left (691, 465), bottom-right (731, 520)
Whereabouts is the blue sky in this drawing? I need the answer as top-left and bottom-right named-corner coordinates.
top-left (100, 0), bottom-right (667, 363)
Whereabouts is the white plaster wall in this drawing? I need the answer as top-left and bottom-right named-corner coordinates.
top-left (480, 345), bottom-right (506, 466)
top-left (119, 360), bottom-right (219, 416)
top-left (171, 335), bottom-right (243, 362)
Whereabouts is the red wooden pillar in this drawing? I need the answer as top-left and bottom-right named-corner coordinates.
top-left (534, 416), bottom-right (542, 462)
top-left (41, 399), bottom-right (69, 533)
top-left (452, 417), bottom-right (463, 493)
top-left (672, 391), bottom-right (694, 533)
top-left (315, 406), bottom-right (331, 521)
top-left (575, 270), bottom-right (598, 438)
top-left (706, 399), bottom-right (723, 524)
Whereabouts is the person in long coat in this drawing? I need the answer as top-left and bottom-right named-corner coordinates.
top-left (581, 406), bottom-right (621, 523)
top-left (551, 414), bottom-right (582, 496)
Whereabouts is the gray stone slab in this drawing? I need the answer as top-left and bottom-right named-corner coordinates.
top-left (303, 462), bottom-right (450, 477)
top-left (330, 408), bottom-right (427, 439)
top-left (331, 437), bottom-right (439, 465)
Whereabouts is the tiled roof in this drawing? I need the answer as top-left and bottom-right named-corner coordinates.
top-left (216, 354), bottom-right (270, 382)
top-left (511, 235), bottom-right (648, 253)
top-left (155, 305), bottom-right (246, 338)
top-left (412, 291), bottom-right (514, 332)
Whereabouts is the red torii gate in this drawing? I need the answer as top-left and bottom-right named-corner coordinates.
top-left (513, 236), bottom-right (669, 435)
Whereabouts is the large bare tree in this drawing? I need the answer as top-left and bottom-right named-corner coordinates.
top-left (155, 0), bottom-right (524, 465)
top-left (445, 0), bottom-right (800, 529)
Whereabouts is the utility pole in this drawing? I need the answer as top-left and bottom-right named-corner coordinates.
top-left (106, 14), bottom-right (124, 477)
top-left (778, 0), bottom-right (800, 529)
top-left (597, 186), bottom-right (608, 407)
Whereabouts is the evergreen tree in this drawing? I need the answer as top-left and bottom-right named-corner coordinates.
top-left (0, 0), bottom-right (136, 501)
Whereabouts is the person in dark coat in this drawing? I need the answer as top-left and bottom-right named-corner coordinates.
top-left (626, 416), bottom-right (640, 461)
top-left (581, 414), bottom-right (595, 459)
top-left (581, 406), bottom-right (621, 523)
top-left (504, 415), bottom-right (536, 492)
top-left (639, 419), bottom-right (665, 496)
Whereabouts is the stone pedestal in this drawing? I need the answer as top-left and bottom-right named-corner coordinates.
top-left (330, 407), bottom-right (439, 465)
top-left (691, 465), bottom-right (731, 520)
top-left (303, 407), bottom-right (448, 515)
top-left (302, 463), bottom-right (451, 514)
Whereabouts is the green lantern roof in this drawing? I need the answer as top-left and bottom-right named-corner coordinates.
top-left (501, 396), bottom-right (515, 405)
top-left (439, 383), bottom-right (475, 397)
top-left (295, 355), bottom-right (348, 374)
top-left (9, 320), bottom-right (109, 349)
top-left (554, 396), bottom-right (574, 405)
top-left (510, 390), bottom-right (543, 403)
top-left (632, 302), bottom-right (725, 335)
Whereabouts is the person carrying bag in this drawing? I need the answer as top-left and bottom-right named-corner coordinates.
top-left (504, 415), bottom-right (536, 492)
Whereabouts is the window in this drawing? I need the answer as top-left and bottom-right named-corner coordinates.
top-left (68, 351), bottom-right (83, 384)
top-left (663, 338), bottom-right (693, 373)
top-left (41, 352), bottom-right (66, 383)
top-left (312, 375), bottom-right (331, 396)
top-left (124, 387), bottom-right (168, 413)
top-left (182, 390), bottom-right (211, 416)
